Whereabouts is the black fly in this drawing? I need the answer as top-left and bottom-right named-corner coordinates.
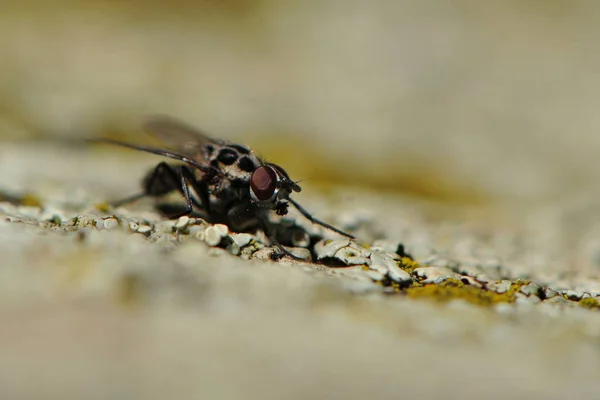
top-left (93, 115), bottom-right (354, 259)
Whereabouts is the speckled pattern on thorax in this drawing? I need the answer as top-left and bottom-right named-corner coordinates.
top-left (199, 139), bottom-right (262, 216)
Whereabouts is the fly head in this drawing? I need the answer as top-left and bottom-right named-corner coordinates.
top-left (249, 163), bottom-right (301, 216)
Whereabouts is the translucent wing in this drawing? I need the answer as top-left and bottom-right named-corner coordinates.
top-left (143, 115), bottom-right (220, 157)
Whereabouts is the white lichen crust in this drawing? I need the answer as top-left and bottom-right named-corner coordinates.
top-left (2, 198), bottom-right (599, 311)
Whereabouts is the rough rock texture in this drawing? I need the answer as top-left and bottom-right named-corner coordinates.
top-left (0, 143), bottom-right (599, 399)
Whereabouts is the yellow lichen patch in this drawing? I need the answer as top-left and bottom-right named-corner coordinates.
top-left (0, 191), bottom-right (43, 207)
top-left (94, 202), bottom-right (112, 213)
top-left (405, 278), bottom-right (515, 307)
top-left (115, 273), bottom-right (144, 308)
top-left (19, 193), bottom-right (43, 207)
top-left (59, 250), bottom-right (97, 285)
top-left (503, 279), bottom-right (531, 297)
top-left (578, 297), bottom-right (600, 310)
top-left (399, 257), bottom-right (420, 274)
top-left (53, 249), bottom-right (98, 296)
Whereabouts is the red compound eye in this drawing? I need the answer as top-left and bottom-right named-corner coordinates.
top-left (250, 165), bottom-right (278, 202)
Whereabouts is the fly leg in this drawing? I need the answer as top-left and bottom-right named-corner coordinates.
top-left (110, 192), bottom-right (148, 208)
top-left (111, 162), bottom-right (203, 218)
top-left (185, 174), bottom-right (212, 216)
top-left (257, 215), bottom-right (305, 261)
top-left (287, 198), bottom-right (355, 239)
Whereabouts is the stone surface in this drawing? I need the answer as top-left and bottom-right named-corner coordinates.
top-left (203, 225), bottom-right (227, 247)
top-left (0, 143), bottom-right (600, 399)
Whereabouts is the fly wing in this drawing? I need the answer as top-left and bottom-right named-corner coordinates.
top-left (143, 115), bottom-right (220, 158)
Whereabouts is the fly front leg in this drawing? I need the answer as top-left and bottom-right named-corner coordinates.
top-left (257, 214), bottom-right (304, 261)
top-left (287, 198), bottom-right (355, 239)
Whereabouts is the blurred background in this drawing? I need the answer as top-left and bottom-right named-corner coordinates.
top-left (1, 0), bottom-right (600, 203)
top-left (2, 5), bottom-right (600, 398)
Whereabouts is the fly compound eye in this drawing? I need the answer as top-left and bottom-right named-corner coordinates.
top-left (250, 165), bottom-right (278, 202)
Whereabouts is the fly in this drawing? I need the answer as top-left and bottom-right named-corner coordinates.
top-left (92, 115), bottom-right (355, 259)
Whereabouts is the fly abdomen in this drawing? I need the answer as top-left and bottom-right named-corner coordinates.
top-left (142, 163), bottom-right (186, 197)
